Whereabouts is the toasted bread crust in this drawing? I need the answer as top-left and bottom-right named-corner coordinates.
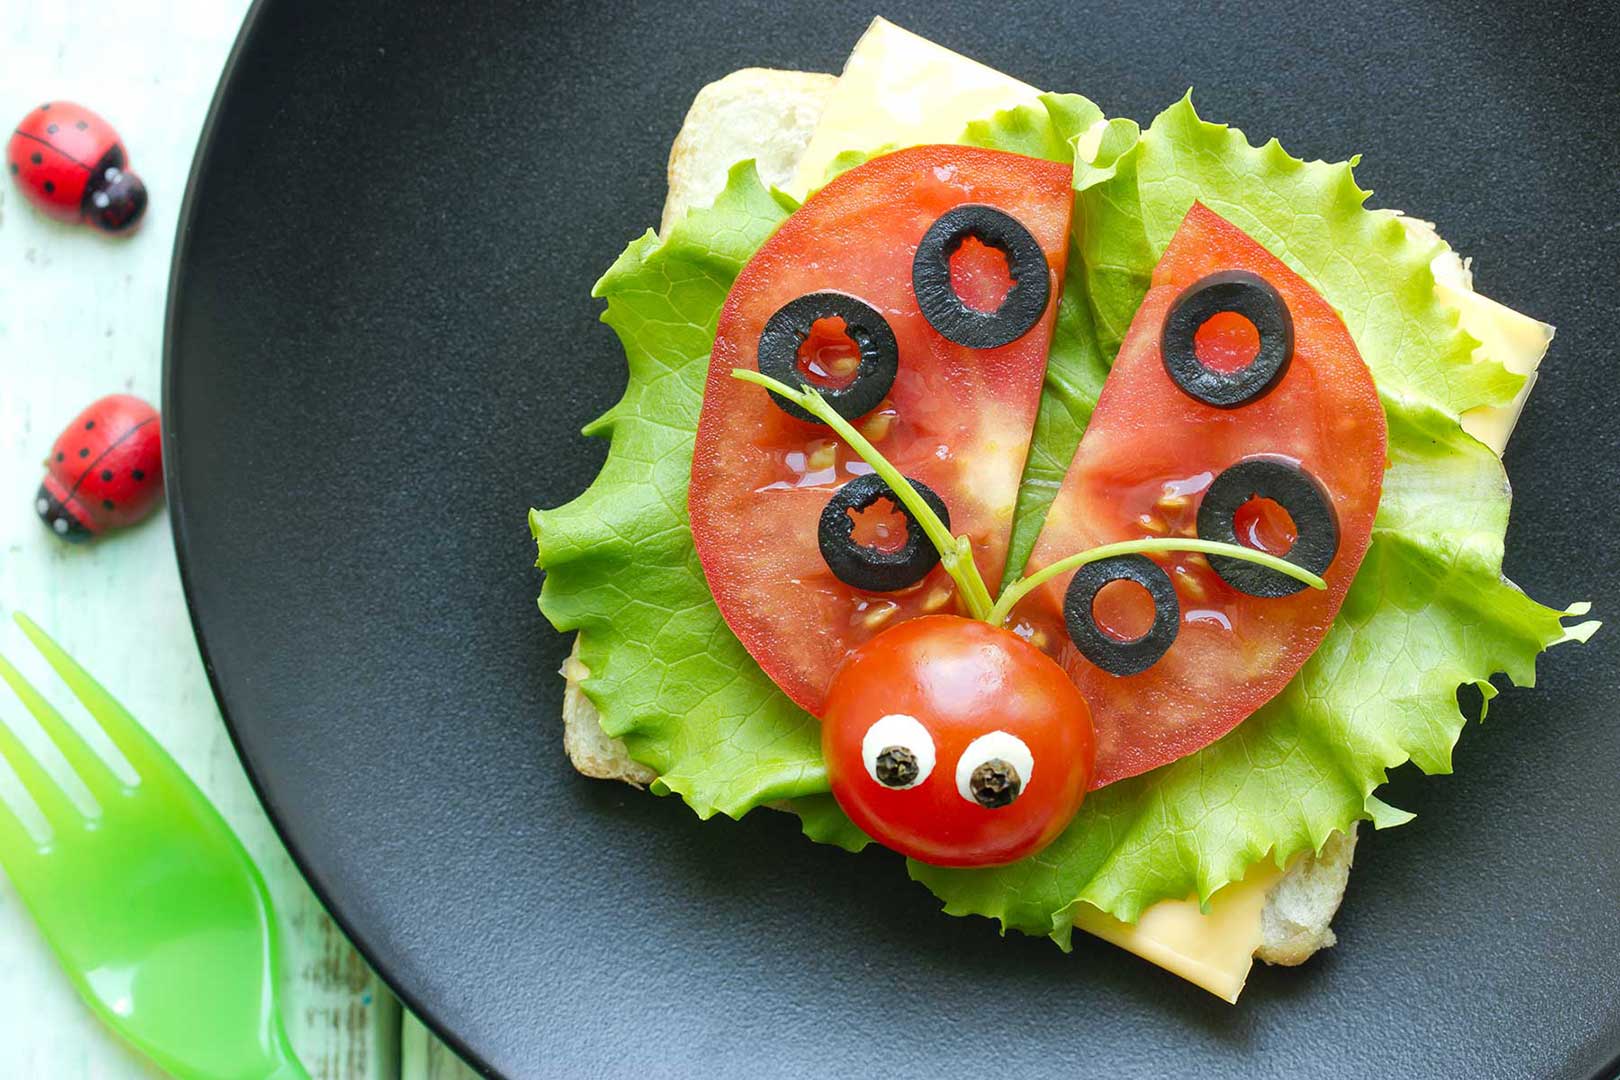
top-left (560, 640), bottom-right (654, 785)
top-left (1257, 827), bottom-right (1357, 964)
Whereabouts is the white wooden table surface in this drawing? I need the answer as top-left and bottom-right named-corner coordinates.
top-left (2, 4), bottom-right (475, 1077)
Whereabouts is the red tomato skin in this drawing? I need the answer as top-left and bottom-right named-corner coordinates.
top-left (36, 395), bottom-right (164, 541)
top-left (1017, 203), bottom-right (1386, 787)
top-left (8, 102), bottom-right (144, 231)
top-left (690, 146), bottom-right (1074, 716)
top-left (823, 616), bottom-right (1095, 868)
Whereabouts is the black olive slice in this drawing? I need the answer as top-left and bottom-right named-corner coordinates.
top-left (1196, 457), bottom-right (1339, 597)
top-left (911, 204), bottom-right (1050, 349)
top-left (1063, 554), bottom-right (1180, 677)
top-left (818, 473), bottom-right (951, 592)
top-left (757, 292), bottom-right (899, 423)
top-left (1161, 270), bottom-right (1293, 408)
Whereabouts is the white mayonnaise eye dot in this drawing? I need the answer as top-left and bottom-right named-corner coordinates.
top-left (956, 731), bottom-right (1034, 806)
top-left (861, 713), bottom-right (935, 790)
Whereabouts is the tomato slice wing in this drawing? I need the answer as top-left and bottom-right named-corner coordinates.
top-left (1016, 203), bottom-right (1386, 787)
top-left (690, 146), bottom-right (1074, 715)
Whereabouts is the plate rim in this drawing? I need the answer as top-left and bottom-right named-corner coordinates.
top-left (160, 0), bottom-right (499, 1074)
top-left (157, 5), bottom-right (1620, 1079)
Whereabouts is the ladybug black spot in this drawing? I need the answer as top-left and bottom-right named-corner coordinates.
top-left (85, 420), bottom-right (96, 430)
top-left (75, 121), bottom-right (88, 131)
top-left (42, 180), bottom-right (55, 195)
top-left (78, 448), bottom-right (89, 459)
top-left (46, 123), bottom-right (58, 134)
top-left (30, 152), bottom-right (42, 165)
top-left (56, 452), bottom-right (64, 462)
top-left (101, 470), bottom-right (114, 482)
top-left (102, 500), bottom-right (115, 512)
top-left (39, 103), bottom-right (50, 111)
top-left (7, 162), bottom-right (16, 175)
top-left (132, 469), bottom-right (146, 482)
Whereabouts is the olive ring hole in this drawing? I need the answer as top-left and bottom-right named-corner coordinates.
top-left (1091, 577), bottom-right (1159, 644)
top-left (797, 316), bottom-right (863, 389)
top-left (1232, 494), bottom-right (1298, 557)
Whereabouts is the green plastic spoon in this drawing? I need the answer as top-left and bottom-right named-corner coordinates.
top-left (0, 613), bottom-right (307, 1079)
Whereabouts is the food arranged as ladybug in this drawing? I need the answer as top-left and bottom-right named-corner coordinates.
top-left (531, 19), bottom-right (1595, 1001)
top-left (36, 395), bottom-right (163, 542)
top-left (8, 102), bottom-right (147, 233)
top-left (694, 143), bottom-right (1339, 863)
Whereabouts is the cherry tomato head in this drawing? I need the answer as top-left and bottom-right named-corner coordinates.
top-left (823, 615), bottom-right (1095, 867)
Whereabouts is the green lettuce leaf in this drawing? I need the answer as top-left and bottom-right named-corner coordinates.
top-left (533, 99), bottom-right (1594, 942)
top-left (1074, 93), bottom-right (1524, 417)
top-left (532, 162), bottom-right (829, 820)
top-left (912, 93), bottom-right (1593, 938)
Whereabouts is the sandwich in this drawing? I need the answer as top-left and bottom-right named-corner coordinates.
top-left (531, 17), bottom-right (1596, 1001)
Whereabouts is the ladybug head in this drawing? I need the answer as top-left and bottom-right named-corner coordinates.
top-left (84, 151), bottom-right (146, 234)
top-left (35, 483), bottom-right (92, 543)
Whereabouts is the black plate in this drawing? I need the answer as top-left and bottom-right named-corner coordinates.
top-left (165, 2), bottom-right (1620, 1076)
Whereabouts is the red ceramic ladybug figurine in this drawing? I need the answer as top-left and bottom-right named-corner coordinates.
top-left (8, 102), bottom-right (147, 233)
top-left (36, 395), bottom-right (163, 542)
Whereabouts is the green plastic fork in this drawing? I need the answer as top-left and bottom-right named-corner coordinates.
top-left (0, 613), bottom-right (307, 1079)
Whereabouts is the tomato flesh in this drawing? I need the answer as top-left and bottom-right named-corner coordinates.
top-left (823, 616), bottom-right (1095, 867)
top-left (690, 146), bottom-right (1074, 716)
top-left (1015, 203), bottom-right (1386, 787)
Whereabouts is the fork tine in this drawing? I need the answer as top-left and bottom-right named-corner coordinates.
top-left (14, 614), bottom-right (164, 781)
top-left (0, 707), bottom-right (82, 829)
top-left (0, 789), bottom-right (42, 867)
top-left (0, 654), bottom-right (125, 797)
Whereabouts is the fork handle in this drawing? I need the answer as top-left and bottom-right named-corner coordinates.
top-left (264, 1056), bottom-right (313, 1080)
top-left (262, 1029), bottom-right (311, 1080)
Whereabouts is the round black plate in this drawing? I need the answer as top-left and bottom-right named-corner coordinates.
top-left (164, 2), bottom-right (1620, 1076)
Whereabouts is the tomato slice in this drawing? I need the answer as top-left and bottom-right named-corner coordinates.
top-left (1015, 203), bottom-right (1386, 787)
top-left (690, 146), bottom-right (1074, 715)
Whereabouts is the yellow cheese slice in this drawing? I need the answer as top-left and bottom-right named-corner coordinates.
top-left (801, 17), bottom-right (1553, 1003)
top-left (788, 17), bottom-right (1042, 197)
top-left (1074, 858), bottom-right (1285, 1003)
top-left (1397, 218), bottom-right (1555, 454)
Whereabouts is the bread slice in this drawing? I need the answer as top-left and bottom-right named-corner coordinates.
top-left (564, 65), bottom-right (835, 783)
top-left (565, 634), bottom-right (1355, 964)
top-left (560, 640), bottom-right (653, 785)
top-left (563, 66), bottom-right (1359, 978)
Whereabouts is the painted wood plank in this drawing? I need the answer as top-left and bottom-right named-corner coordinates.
top-left (0, 3), bottom-right (402, 1076)
top-left (400, 1013), bottom-right (482, 1080)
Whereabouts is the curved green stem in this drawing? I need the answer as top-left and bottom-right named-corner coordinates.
top-left (729, 369), bottom-right (1325, 630)
top-left (731, 369), bottom-right (995, 620)
top-left (986, 537), bottom-right (1326, 627)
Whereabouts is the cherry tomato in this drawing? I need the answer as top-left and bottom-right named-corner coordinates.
top-left (823, 615), bottom-right (1094, 867)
